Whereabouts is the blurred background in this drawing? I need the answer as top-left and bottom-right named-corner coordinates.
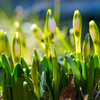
top-left (0, 0), bottom-right (100, 60)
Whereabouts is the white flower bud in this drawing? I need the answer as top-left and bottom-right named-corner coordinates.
top-left (31, 24), bottom-right (43, 40)
top-left (48, 18), bottom-right (56, 33)
top-left (89, 20), bottom-right (98, 41)
top-left (73, 10), bottom-right (81, 32)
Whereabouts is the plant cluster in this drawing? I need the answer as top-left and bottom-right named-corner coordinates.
top-left (0, 9), bottom-right (100, 100)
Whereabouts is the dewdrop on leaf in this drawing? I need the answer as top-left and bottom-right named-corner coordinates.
top-left (48, 17), bottom-right (56, 33)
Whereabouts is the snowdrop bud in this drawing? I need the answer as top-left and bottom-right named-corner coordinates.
top-left (89, 20), bottom-right (99, 42)
top-left (31, 24), bottom-right (43, 40)
top-left (48, 17), bottom-right (56, 33)
top-left (73, 10), bottom-right (82, 33)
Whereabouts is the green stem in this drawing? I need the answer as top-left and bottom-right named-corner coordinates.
top-left (44, 25), bottom-right (50, 60)
top-left (52, 57), bottom-right (58, 100)
top-left (94, 42), bottom-right (99, 58)
top-left (75, 33), bottom-right (81, 61)
top-left (50, 43), bottom-right (58, 100)
top-left (38, 40), bottom-right (45, 50)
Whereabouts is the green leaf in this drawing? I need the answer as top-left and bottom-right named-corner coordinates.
top-left (0, 66), bottom-right (3, 84)
top-left (93, 54), bottom-right (100, 86)
top-left (40, 71), bottom-right (44, 98)
top-left (76, 59), bottom-right (82, 74)
top-left (13, 64), bottom-right (25, 100)
top-left (39, 59), bottom-right (45, 74)
top-left (3, 71), bottom-right (12, 100)
top-left (87, 56), bottom-right (94, 98)
top-left (82, 60), bottom-right (87, 94)
top-left (23, 81), bottom-right (32, 100)
top-left (58, 67), bottom-right (68, 97)
top-left (39, 58), bottom-right (46, 81)
top-left (43, 56), bottom-right (52, 89)
top-left (57, 59), bottom-right (67, 73)
top-left (22, 74), bottom-right (34, 95)
top-left (13, 63), bottom-right (24, 82)
top-left (58, 68), bottom-right (63, 99)
top-left (21, 57), bottom-right (29, 76)
top-left (94, 54), bottom-right (99, 69)
top-left (1, 53), bottom-right (12, 85)
top-left (13, 77), bottom-right (24, 100)
top-left (38, 73), bottom-right (53, 100)
top-left (34, 48), bottom-right (40, 68)
top-left (65, 56), bottom-right (81, 81)
top-left (4, 32), bottom-right (11, 58)
top-left (31, 54), bottom-right (40, 100)
top-left (63, 58), bottom-right (68, 71)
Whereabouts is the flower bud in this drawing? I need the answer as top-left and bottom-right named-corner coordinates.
top-left (73, 10), bottom-right (82, 33)
top-left (31, 24), bottom-right (43, 41)
top-left (89, 20), bottom-right (99, 42)
top-left (46, 9), bottom-right (56, 33)
top-left (83, 33), bottom-right (90, 60)
top-left (48, 17), bottom-right (56, 33)
top-left (12, 32), bottom-right (21, 66)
